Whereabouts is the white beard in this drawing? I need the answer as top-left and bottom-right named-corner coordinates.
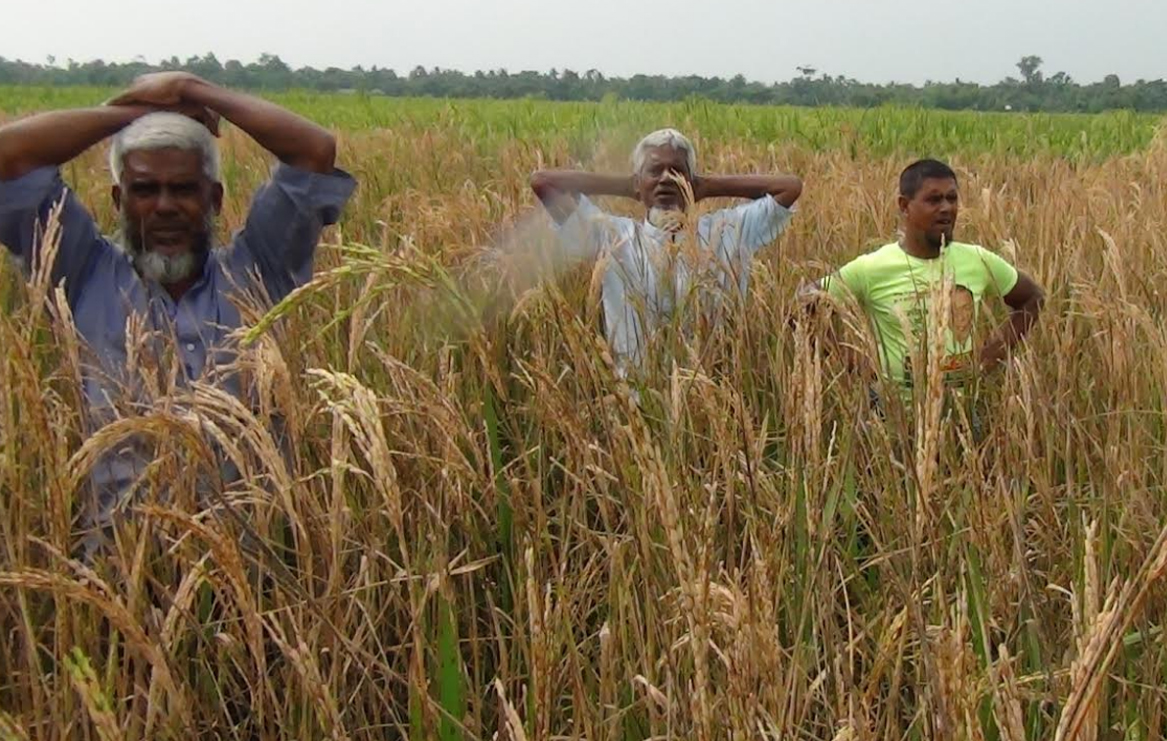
top-left (121, 210), bottom-right (214, 285)
top-left (647, 206), bottom-right (684, 233)
top-left (132, 249), bottom-right (201, 284)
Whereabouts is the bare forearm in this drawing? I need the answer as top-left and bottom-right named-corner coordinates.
top-left (981, 304), bottom-right (1040, 368)
top-left (530, 170), bottom-right (636, 223)
top-left (530, 170), bottom-right (635, 199)
top-left (695, 173), bottom-right (803, 207)
top-left (183, 81), bottom-right (336, 173)
top-left (0, 106), bottom-right (150, 180)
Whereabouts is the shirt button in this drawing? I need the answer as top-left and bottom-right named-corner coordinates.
top-left (185, 343), bottom-right (196, 352)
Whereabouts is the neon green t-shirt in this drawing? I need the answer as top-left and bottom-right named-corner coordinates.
top-left (823, 241), bottom-right (1019, 388)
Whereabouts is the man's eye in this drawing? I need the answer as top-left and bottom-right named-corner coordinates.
top-left (131, 183), bottom-right (159, 196)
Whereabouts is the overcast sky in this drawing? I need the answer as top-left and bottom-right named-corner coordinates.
top-left (8, 0), bottom-right (1166, 85)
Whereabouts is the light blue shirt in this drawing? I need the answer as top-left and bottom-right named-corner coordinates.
top-left (554, 194), bottom-right (793, 372)
top-left (0, 163), bottom-right (355, 534)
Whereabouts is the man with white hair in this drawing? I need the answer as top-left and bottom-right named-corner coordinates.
top-left (0, 72), bottom-right (355, 552)
top-left (530, 128), bottom-right (802, 374)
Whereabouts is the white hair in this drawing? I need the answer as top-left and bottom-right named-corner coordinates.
top-left (631, 128), bottom-right (697, 175)
top-left (108, 112), bottom-right (220, 184)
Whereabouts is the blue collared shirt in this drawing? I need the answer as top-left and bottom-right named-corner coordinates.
top-left (0, 162), bottom-right (356, 526)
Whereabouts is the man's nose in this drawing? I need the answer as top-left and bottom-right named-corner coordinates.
top-left (155, 187), bottom-right (178, 212)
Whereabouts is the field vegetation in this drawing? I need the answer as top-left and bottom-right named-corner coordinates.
top-left (1, 88), bottom-right (1166, 740)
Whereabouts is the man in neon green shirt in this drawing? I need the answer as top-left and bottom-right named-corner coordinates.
top-left (815, 159), bottom-right (1044, 390)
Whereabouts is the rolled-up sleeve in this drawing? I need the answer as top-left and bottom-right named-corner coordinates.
top-left (0, 167), bottom-right (105, 306)
top-left (726, 195), bottom-right (794, 257)
top-left (552, 195), bottom-right (616, 264)
top-left (228, 163), bottom-right (356, 302)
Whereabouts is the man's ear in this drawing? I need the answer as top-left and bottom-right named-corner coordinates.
top-left (897, 193), bottom-right (909, 216)
top-left (211, 182), bottom-right (224, 214)
top-left (111, 183), bottom-right (122, 211)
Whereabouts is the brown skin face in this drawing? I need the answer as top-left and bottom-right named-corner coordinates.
top-left (111, 148), bottom-right (223, 276)
top-left (633, 145), bottom-right (692, 211)
top-left (899, 176), bottom-right (959, 251)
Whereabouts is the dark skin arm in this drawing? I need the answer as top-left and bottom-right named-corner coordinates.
top-left (529, 170), bottom-right (636, 224)
top-left (529, 169), bottom-right (803, 223)
top-left (0, 104), bottom-right (177, 181)
top-left (793, 277), bottom-right (873, 376)
top-left (693, 173), bottom-right (803, 208)
top-left (108, 72), bottom-right (337, 174)
top-left (979, 270), bottom-right (1044, 370)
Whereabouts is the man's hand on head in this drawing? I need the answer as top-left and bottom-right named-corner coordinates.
top-left (689, 173), bottom-right (705, 202)
top-left (107, 72), bottom-right (210, 109)
top-left (172, 102), bottom-right (221, 137)
top-left (105, 76), bottom-right (221, 137)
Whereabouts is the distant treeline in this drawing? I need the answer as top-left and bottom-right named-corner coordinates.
top-left (4, 53), bottom-right (1166, 113)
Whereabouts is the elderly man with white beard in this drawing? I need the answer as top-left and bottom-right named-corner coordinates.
top-left (530, 128), bottom-right (802, 377)
top-left (0, 72), bottom-right (355, 555)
